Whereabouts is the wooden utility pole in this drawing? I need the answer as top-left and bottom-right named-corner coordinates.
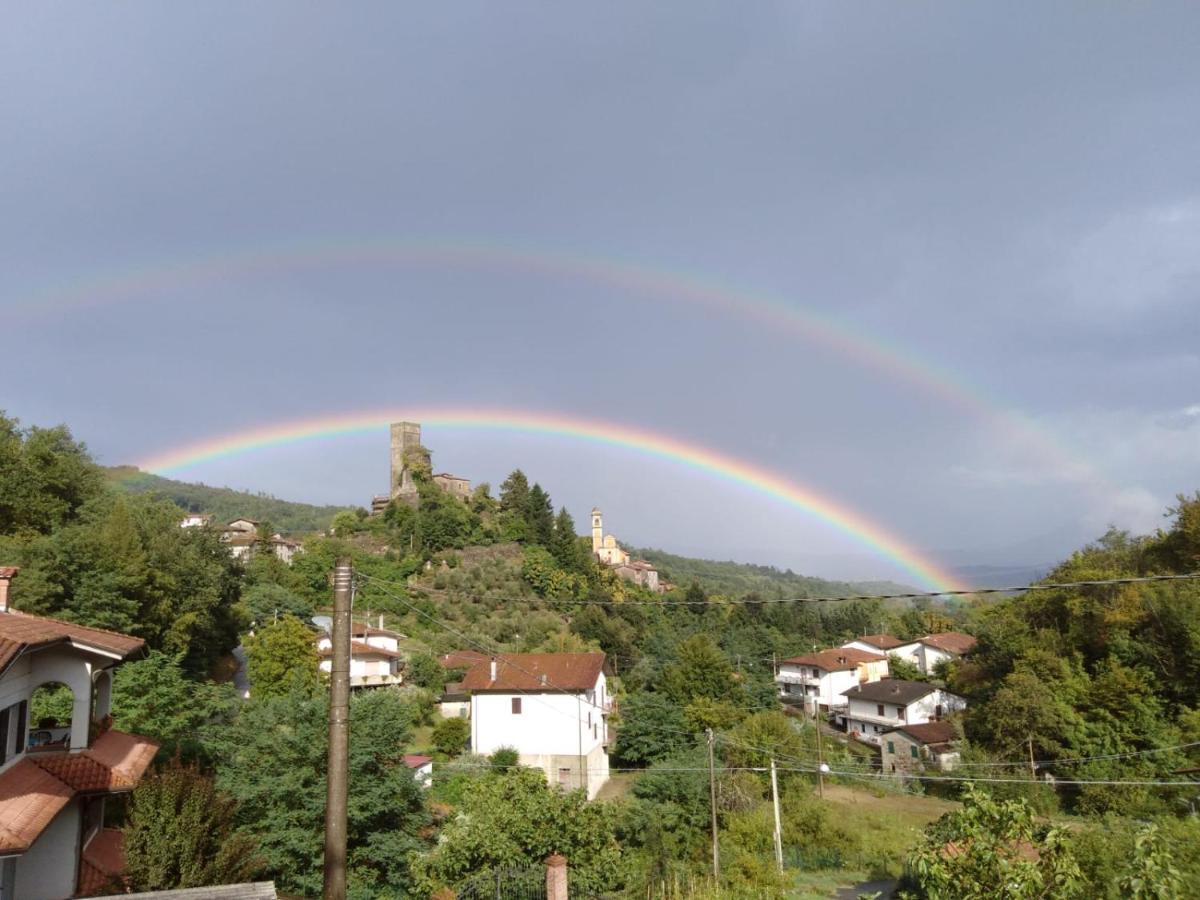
top-left (1028, 735), bottom-right (1037, 779)
top-left (770, 757), bottom-right (783, 873)
top-left (706, 728), bottom-right (720, 880)
top-left (323, 559), bottom-right (352, 900)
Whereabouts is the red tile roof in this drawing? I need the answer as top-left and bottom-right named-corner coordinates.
top-left (438, 650), bottom-right (488, 670)
top-left (403, 754), bottom-right (433, 768)
top-left (459, 652), bottom-right (606, 693)
top-left (847, 634), bottom-right (905, 650)
top-left (78, 828), bottom-right (126, 895)
top-left (0, 731), bottom-right (158, 854)
top-left (317, 640), bottom-right (403, 660)
top-left (780, 647), bottom-right (886, 672)
top-left (0, 610), bottom-right (146, 677)
top-left (0, 760), bottom-right (74, 853)
top-left (893, 721), bottom-right (959, 745)
top-left (918, 632), bottom-right (978, 655)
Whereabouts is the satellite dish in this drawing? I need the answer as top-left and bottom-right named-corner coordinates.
top-left (311, 615), bottom-right (333, 633)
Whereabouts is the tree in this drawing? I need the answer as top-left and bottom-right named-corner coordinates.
top-left (490, 746), bottom-right (520, 771)
top-left (207, 690), bottom-right (426, 897)
top-left (683, 580), bottom-right (708, 615)
top-left (239, 582), bottom-right (313, 627)
top-left (498, 469), bottom-right (530, 514)
top-left (551, 507), bottom-right (584, 572)
top-left (613, 692), bottom-right (694, 764)
top-left (331, 510), bottom-right (360, 537)
top-left (663, 634), bottom-right (740, 704)
top-left (525, 484), bottom-right (554, 546)
top-left (888, 653), bottom-right (924, 681)
top-left (432, 715), bottom-right (471, 756)
top-left (123, 761), bottom-right (261, 891)
top-left (243, 616), bottom-right (320, 700)
top-left (412, 767), bottom-right (623, 896)
top-left (0, 412), bottom-right (104, 536)
top-left (904, 786), bottom-right (1084, 899)
top-left (111, 651), bottom-right (236, 753)
top-left (405, 652), bottom-right (448, 690)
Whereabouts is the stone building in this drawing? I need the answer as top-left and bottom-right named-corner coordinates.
top-left (590, 508), bottom-right (664, 593)
top-left (371, 422), bottom-right (471, 513)
top-left (432, 472), bottom-right (472, 500)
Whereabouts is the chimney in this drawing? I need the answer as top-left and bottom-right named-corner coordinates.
top-left (539, 673), bottom-right (548, 686)
top-left (490, 657), bottom-right (498, 682)
top-left (0, 567), bottom-right (17, 613)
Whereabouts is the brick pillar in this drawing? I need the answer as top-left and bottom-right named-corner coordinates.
top-left (545, 853), bottom-right (568, 900)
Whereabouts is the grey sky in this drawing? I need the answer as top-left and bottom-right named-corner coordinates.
top-left (4, 3), bottom-right (1199, 582)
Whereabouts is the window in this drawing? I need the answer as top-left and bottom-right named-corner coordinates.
top-left (935, 704), bottom-right (943, 718)
top-left (886, 741), bottom-right (895, 754)
top-left (511, 698), bottom-right (522, 715)
top-left (812, 668), bottom-right (820, 679)
top-left (558, 767), bottom-right (572, 786)
top-left (13, 702), bottom-right (24, 756)
top-left (911, 745), bottom-right (919, 759)
top-left (876, 704), bottom-right (885, 716)
top-left (0, 707), bottom-right (8, 765)
top-left (895, 707), bottom-right (904, 718)
top-left (587, 712), bottom-right (592, 728)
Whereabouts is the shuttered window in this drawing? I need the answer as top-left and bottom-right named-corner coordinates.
top-left (511, 697), bottom-right (522, 715)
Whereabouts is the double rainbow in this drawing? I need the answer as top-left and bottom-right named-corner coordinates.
top-left (137, 407), bottom-right (965, 594)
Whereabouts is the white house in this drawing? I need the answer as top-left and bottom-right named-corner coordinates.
top-left (776, 648), bottom-right (889, 712)
top-left (179, 513), bottom-right (213, 529)
top-left (317, 622), bottom-right (405, 688)
top-left (839, 679), bottom-right (967, 745)
top-left (403, 753), bottom-right (433, 788)
top-left (462, 652), bottom-right (610, 800)
top-left (890, 632), bottom-right (978, 675)
top-left (841, 634), bottom-right (906, 656)
top-left (0, 567), bottom-right (159, 900)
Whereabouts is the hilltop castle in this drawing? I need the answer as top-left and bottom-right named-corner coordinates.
top-left (591, 507), bottom-right (666, 592)
top-left (371, 421), bottom-right (472, 513)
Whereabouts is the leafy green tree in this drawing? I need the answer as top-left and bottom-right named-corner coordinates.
top-left (123, 761), bottom-right (261, 891)
top-left (663, 634), bottom-right (740, 704)
top-left (208, 690), bottom-right (426, 898)
top-left (0, 413), bottom-right (104, 536)
top-left (489, 746), bottom-right (520, 770)
top-left (1118, 823), bottom-right (1183, 900)
top-left (683, 580), bottom-right (708, 615)
top-left (243, 616), bottom-right (320, 700)
top-left (904, 786), bottom-right (1084, 899)
top-left (412, 767), bottom-right (623, 896)
top-left (111, 651), bottom-right (237, 752)
top-left (331, 510), bottom-right (360, 537)
top-left (432, 715), bottom-right (471, 755)
top-left (887, 653), bottom-right (924, 681)
top-left (405, 652), bottom-right (448, 690)
top-left (8, 492), bottom-right (242, 675)
top-left (525, 483), bottom-right (554, 545)
top-left (722, 711), bottom-right (807, 776)
top-left (613, 692), bottom-right (694, 764)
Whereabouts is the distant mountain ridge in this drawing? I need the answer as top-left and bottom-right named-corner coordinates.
top-left (105, 466), bottom-right (354, 534)
top-left (632, 546), bottom-right (916, 598)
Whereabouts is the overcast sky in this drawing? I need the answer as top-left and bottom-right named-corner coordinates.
top-left (4, 3), bottom-right (1199, 582)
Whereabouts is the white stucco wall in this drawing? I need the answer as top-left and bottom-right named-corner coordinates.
top-left (471, 674), bottom-right (607, 757)
top-left (15, 800), bottom-right (80, 900)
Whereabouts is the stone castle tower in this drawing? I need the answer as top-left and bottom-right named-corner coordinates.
top-left (390, 422), bottom-right (424, 504)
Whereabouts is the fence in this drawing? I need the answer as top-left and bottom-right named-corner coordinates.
top-left (454, 864), bottom-right (548, 900)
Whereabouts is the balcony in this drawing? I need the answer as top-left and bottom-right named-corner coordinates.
top-left (775, 671), bottom-right (819, 686)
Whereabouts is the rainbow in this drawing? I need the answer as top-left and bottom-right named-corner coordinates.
top-left (11, 236), bottom-right (1106, 492)
top-left (137, 408), bottom-right (966, 593)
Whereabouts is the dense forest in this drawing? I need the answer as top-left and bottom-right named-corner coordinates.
top-left (3, 410), bottom-right (1199, 898)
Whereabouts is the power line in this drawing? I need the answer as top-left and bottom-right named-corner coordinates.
top-left (389, 571), bottom-right (1200, 606)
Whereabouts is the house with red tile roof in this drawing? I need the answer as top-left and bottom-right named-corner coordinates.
top-left (891, 632), bottom-right (979, 675)
top-left (462, 653), bottom-right (611, 799)
top-left (315, 618), bottom-right (405, 688)
top-left (0, 567), bottom-right (159, 899)
top-left (775, 647), bottom-right (889, 712)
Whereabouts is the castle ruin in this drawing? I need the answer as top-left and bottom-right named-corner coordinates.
top-left (370, 421), bottom-right (471, 513)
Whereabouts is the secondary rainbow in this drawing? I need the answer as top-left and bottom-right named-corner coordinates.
top-left (137, 408), bottom-right (965, 593)
top-left (14, 236), bottom-right (1108, 495)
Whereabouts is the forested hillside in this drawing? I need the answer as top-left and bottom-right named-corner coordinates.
top-left (106, 465), bottom-right (354, 533)
top-left (634, 546), bottom-right (913, 598)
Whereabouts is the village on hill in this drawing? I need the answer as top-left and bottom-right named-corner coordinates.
top-left (5, 411), bottom-right (1198, 899)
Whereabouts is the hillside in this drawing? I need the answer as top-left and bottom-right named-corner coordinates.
top-left (633, 546), bottom-right (915, 598)
top-left (105, 466), bottom-right (354, 534)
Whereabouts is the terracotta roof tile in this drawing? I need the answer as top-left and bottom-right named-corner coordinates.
top-left (0, 610), bottom-right (145, 677)
top-left (317, 640), bottom-right (403, 660)
top-left (459, 652), bottom-right (605, 692)
top-left (82, 827), bottom-right (126, 878)
top-left (438, 650), bottom-right (488, 670)
top-left (918, 632), bottom-right (978, 655)
top-left (780, 647), bottom-right (886, 671)
top-left (0, 759), bottom-right (74, 853)
top-left (403, 754), bottom-right (433, 768)
top-left (893, 720), bottom-right (959, 745)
